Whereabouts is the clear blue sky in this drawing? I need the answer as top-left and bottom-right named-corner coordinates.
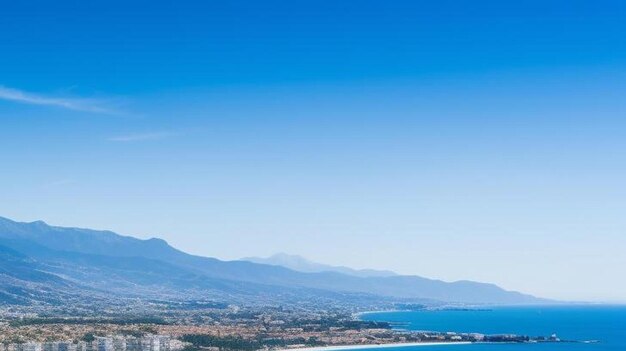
top-left (1, 1), bottom-right (625, 302)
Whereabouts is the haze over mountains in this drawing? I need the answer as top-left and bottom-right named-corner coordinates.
top-left (0, 216), bottom-right (547, 307)
top-left (242, 253), bottom-right (398, 278)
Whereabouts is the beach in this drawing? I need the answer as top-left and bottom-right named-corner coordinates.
top-left (279, 342), bottom-right (472, 351)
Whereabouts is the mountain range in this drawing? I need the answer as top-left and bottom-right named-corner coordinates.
top-left (0, 216), bottom-right (548, 308)
top-left (242, 253), bottom-right (398, 278)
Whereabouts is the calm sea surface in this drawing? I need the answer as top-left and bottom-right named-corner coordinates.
top-left (359, 305), bottom-right (626, 351)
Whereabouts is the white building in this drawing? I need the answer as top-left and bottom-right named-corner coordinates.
top-left (96, 338), bottom-right (113, 351)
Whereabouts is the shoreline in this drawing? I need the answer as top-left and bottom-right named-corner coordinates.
top-left (276, 342), bottom-right (472, 351)
top-left (353, 310), bottom-right (403, 318)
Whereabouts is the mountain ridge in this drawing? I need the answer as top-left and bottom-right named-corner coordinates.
top-left (0, 216), bottom-right (549, 306)
top-left (241, 253), bottom-right (398, 278)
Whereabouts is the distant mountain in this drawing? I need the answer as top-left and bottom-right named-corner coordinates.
top-left (0, 216), bottom-right (549, 307)
top-left (242, 253), bottom-right (397, 278)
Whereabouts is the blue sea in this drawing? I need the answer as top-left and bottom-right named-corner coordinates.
top-left (359, 305), bottom-right (626, 351)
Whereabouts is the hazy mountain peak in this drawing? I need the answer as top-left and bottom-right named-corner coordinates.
top-left (241, 253), bottom-right (398, 278)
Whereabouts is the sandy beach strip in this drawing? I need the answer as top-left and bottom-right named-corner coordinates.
top-left (276, 342), bottom-right (472, 351)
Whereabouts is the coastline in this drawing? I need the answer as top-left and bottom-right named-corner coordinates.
top-left (353, 310), bottom-right (403, 318)
top-left (276, 342), bottom-right (472, 351)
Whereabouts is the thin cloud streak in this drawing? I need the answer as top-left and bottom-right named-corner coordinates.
top-left (108, 131), bottom-right (177, 142)
top-left (0, 85), bottom-right (114, 114)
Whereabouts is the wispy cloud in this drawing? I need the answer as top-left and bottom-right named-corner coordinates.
top-left (108, 131), bottom-right (177, 142)
top-left (0, 85), bottom-right (114, 114)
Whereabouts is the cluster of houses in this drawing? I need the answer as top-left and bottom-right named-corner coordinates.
top-left (1, 335), bottom-right (178, 351)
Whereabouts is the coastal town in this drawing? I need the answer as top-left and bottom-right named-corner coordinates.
top-left (0, 304), bottom-right (569, 351)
